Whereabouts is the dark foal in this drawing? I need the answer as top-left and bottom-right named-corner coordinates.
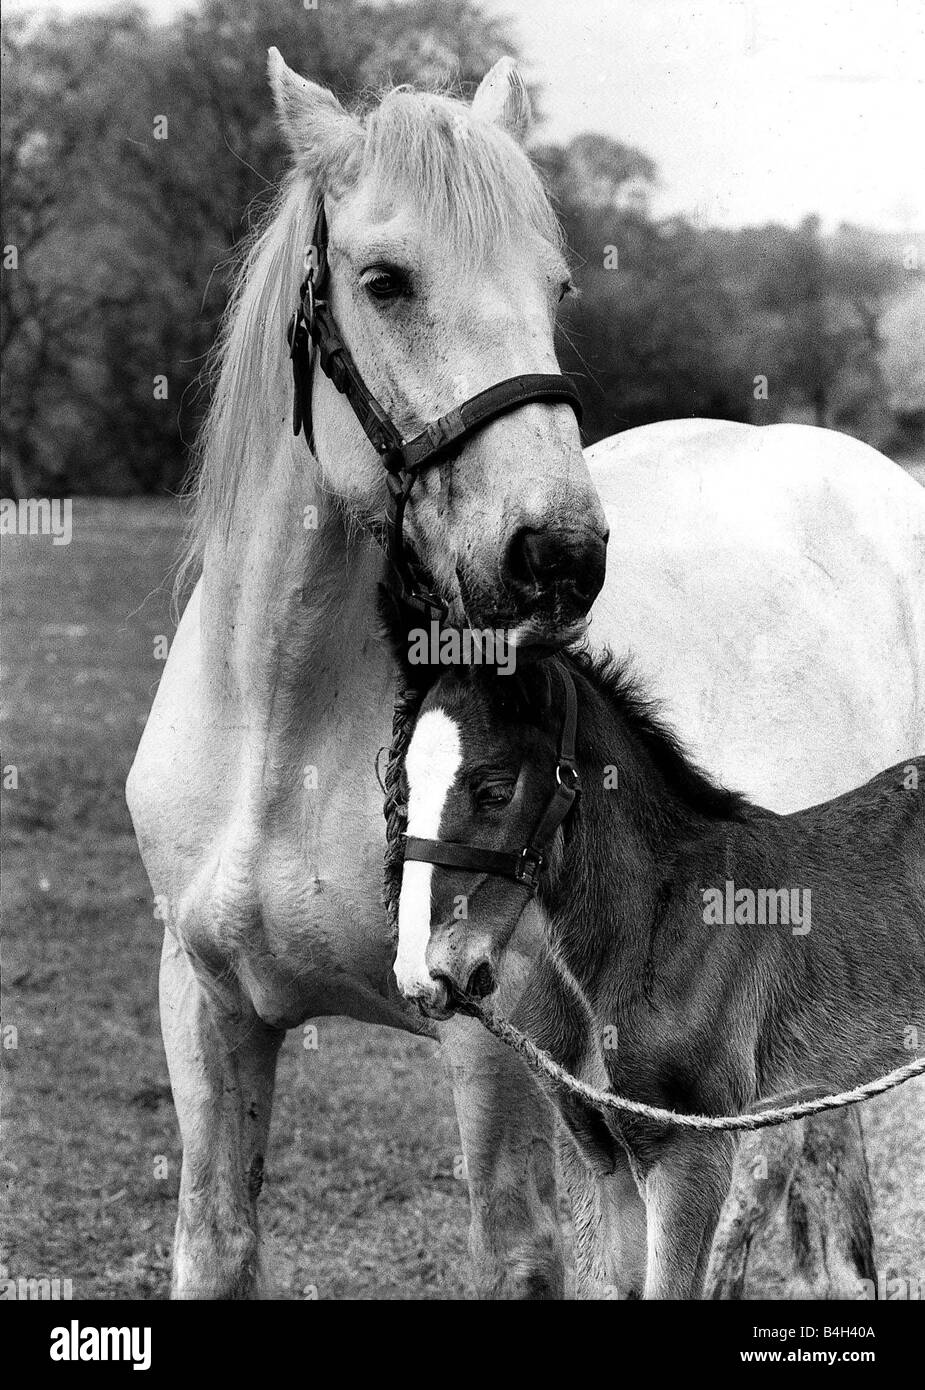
top-left (394, 653), bottom-right (925, 1299)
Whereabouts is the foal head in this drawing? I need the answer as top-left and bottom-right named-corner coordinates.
top-left (268, 51), bottom-right (608, 642)
top-left (394, 663), bottom-right (566, 1017)
top-left (393, 652), bottom-right (747, 1017)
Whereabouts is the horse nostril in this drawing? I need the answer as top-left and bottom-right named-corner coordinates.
top-left (503, 527), bottom-right (607, 609)
top-left (504, 526), bottom-right (543, 592)
top-left (466, 961), bottom-right (496, 1001)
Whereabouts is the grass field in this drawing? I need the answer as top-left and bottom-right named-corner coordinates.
top-left (2, 495), bottom-right (923, 1300)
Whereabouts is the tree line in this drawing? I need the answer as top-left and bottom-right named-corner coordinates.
top-left (2, 0), bottom-right (921, 499)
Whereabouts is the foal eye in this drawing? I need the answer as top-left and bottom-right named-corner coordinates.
top-left (476, 782), bottom-right (514, 810)
top-left (361, 266), bottom-right (409, 301)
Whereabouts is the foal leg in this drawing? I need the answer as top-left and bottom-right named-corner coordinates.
top-left (644, 1134), bottom-right (737, 1300)
top-left (159, 931), bottom-right (283, 1298)
top-left (439, 1014), bottom-right (565, 1299)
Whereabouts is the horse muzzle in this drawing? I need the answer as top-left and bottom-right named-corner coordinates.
top-left (394, 953), bottom-right (462, 1020)
top-left (423, 926), bottom-right (499, 1015)
top-left (464, 525), bottom-right (608, 646)
top-left (413, 975), bottom-right (457, 1022)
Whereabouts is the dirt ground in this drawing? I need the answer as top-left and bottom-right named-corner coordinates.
top-left (2, 494), bottom-right (922, 1299)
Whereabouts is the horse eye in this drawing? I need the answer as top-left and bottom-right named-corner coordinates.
top-left (476, 782), bottom-right (514, 810)
top-left (558, 278), bottom-right (575, 303)
top-left (362, 266), bottom-right (409, 301)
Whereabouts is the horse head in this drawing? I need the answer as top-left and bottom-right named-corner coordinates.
top-left (393, 664), bottom-right (564, 1015)
top-left (269, 50), bottom-right (608, 645)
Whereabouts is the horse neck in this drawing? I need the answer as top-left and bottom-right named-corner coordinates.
top-left (200, 433), bottom-right (387, 734)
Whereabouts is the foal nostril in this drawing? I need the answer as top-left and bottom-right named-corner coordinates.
top-left (426, 976), bottom-right (450, 1014)
top-left (466, 961), bottom-right (497, 1001)
top-left (504, 527), bottom-right (607, 609)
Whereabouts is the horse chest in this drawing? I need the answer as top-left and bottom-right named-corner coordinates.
top-left (131, 614), bottom-right (404, 1025)
top-left (185, 751), bottom-right (399, 1019)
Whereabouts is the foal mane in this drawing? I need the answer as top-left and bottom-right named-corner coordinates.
top-left (379, 578), bottom-right (748, 827)
top-left (567, 647), bottom-right (750, 823)
top-left (176, 82), bottom-right (563, 600)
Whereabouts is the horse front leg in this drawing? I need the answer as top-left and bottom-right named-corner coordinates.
top-left (644, 1134), bottom-right (737, 1300)
top-left (159, 931), bottom-right (283, 1299)
top-left (439, 1013), bottom-right (565, 1299)
top-left (558, 1140), bottom-right (648, 1299)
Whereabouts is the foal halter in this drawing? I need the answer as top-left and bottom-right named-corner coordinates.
top-left (287, 201), bottom-right (584, 619)
top-left (403, 662), bottom-right (581, 892)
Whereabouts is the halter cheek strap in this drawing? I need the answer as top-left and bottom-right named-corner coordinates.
top-left (287, 202), bottom-right (583, 620)
top-left (403, 662), bottom-right (580, 893)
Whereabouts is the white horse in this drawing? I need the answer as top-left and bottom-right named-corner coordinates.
top-left (127, 51), bottom-right (925, 1298)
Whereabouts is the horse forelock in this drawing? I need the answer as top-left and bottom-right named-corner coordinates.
top-left (360, 88), bottom-right (562, 260)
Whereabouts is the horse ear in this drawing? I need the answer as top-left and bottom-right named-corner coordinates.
top-left (267, 48), bottom-right (357, 179)
top-left (472, 57), bottom-right (532, 141)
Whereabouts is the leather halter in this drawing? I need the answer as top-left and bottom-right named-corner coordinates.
top-left (403, 662), bottom-right (581, 893)
top-left (287, 202), bottom-right (584, 619)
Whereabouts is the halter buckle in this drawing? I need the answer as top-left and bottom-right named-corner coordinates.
top-left (514, 847), bottom-right (544, 889)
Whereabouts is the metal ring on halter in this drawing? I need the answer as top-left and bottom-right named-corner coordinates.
top-left (556, 763), bottom-right (580, 792)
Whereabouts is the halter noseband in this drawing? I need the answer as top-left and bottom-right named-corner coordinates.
top-left (287, 202), bottom-right (583, 620)
top-left (403, 662), bottom-right (580, 893)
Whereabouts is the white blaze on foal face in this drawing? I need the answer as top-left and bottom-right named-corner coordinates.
top-left (394, 708), bottom-right (462, 1000)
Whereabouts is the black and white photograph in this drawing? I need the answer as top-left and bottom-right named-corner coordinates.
top-left (2, 0), bottom-right (924, 1347)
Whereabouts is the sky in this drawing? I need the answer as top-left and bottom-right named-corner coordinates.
top-left (8, 0), bottom-right (925, 232)
top-left (490, 0), bottom-right (925, 232)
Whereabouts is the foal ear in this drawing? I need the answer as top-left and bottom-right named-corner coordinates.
top-left (267, 48), bottom-right (358, 181)
top-left (472, 57), bottom-right (532, 142)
